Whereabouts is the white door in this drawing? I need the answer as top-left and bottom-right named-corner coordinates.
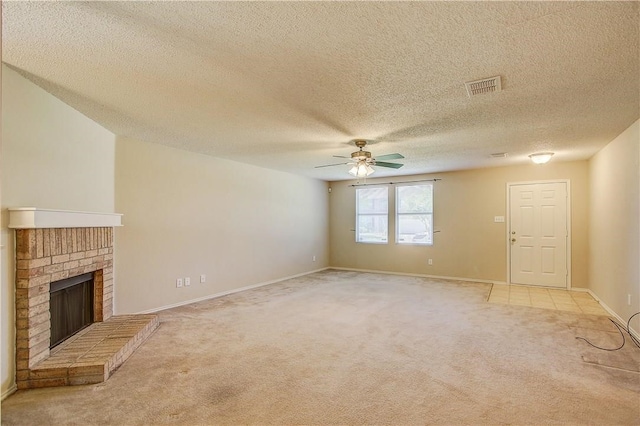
top-left (509, 182), bottom-right (568, 288)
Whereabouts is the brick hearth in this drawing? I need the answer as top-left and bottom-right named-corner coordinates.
top-left (14, 225), bottom-right (158, 389)
top-left (26, 315), bottom-right (159, 388)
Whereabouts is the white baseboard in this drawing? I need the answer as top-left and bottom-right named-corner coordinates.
top-left (572, 288), bottom-right (640, 341)
top-left (135, 267), bottom-right (330, 314)
top-left (133, 266), bottom-right (638, 343)
top-left (328, 266), bottom-right (505, 285)
top-left (2, 384), bottom-right (17, 401)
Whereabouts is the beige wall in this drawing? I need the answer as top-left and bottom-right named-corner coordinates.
top-left (0, 65), bottom-right (116, 396)
top-left (589, 120), bottom-right (639, 330)
top-left (330, 161), bottom-right (589, 286)
top-left (114, 136), bottom-right (329, 313)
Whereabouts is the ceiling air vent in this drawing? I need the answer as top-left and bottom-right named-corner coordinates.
top-left (465, 76), bottom-right (502, 97)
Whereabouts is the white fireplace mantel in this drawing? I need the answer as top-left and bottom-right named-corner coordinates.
top-left (8, 208), bottom-right (123, 229)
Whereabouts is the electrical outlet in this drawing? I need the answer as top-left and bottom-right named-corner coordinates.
top-left (176, 278), bottom-right (183, 288)
top-left (185, 277), bottom-right (191, 286)
top-left (200, 274), bottom-right (206, 283)
top-left (428, 259), bottom-right (433, 265)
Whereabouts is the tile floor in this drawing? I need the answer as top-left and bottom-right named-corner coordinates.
top-left (488, 284), bottom-right (609, 316)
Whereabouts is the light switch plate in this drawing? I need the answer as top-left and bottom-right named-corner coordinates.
top-left (494, 216), bottom-right (505, 223)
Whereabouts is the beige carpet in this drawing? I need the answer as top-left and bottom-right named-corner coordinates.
top-left (2, 270), bottom-right (639, 425)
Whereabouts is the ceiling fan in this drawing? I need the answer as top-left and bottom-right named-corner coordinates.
top-left (315, 140), bottom-right (404, 177)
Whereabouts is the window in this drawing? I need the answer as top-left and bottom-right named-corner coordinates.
top-left (356, 187), bottom-right (388, 243)
top-left (396, 184), bottom-right (433, 245)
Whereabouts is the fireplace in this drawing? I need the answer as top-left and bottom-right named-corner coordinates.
top-left (9, 207), bottom-right (123, 389)
top-left (49, 272), bottom-right (95, 348)
top-left (13, 227), bottom-right (112, 374)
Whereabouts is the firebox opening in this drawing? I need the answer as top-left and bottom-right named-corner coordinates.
top-left (49, 272), bottom-right (95, 349)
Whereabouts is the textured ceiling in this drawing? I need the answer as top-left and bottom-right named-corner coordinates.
top-left (2, 1), bottom-right (639, 181)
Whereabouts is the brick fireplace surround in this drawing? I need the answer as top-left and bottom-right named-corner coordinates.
top-left (10, 208), bottom-right (158, 390)
top-left (15, 227), bottom-right (115, 379)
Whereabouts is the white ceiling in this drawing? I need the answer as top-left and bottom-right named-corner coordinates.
top-left (2, 1), bottom-right (638, 181)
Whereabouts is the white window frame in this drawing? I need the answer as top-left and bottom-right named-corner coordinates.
top-left (355, 186), bottom-right (389, 244)
top-left (395, 183), bottom-right (433, 246)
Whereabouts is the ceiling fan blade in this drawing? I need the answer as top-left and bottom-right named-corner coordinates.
top-left (314, 162), bottom-right (350, 168)
top-left (375, 153), bottom-right (404, 161)
top-left (332, 155), bottom-right (351, 159)
top-left (374, 161), bottom-right (404, 169)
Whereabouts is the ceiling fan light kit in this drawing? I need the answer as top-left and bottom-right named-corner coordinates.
top-left (349, 162), bottom-right (375, 177)
top-left (529, 152), bottom-right (554, 164)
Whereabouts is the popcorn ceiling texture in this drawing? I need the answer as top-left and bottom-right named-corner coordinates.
top-left (2, 2), bottom-right (638, 180)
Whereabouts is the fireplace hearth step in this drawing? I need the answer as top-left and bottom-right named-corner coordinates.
top-left (18, 314), bottom-right (159, 389)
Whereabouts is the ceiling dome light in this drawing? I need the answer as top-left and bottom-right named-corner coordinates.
top-left (529, 152), bottom-right (554, 164)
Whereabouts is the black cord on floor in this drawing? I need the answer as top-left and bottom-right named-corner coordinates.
top-left (576, 312), bottom-right (640, 351)
top-left (623, 312), bottom-right (640, 348)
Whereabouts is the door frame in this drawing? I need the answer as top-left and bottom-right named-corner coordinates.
top-left (506, 179), bottom-right (572, 289)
